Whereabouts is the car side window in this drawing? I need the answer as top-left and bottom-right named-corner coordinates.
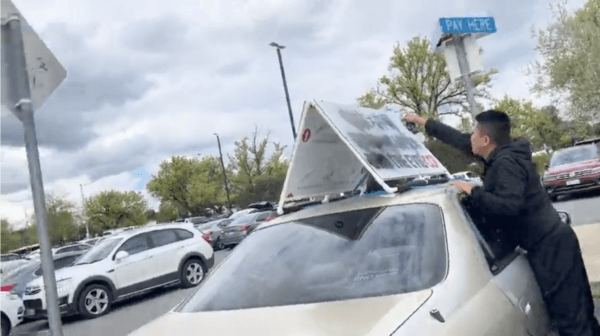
top-left (118, 234), bottom-right (151, 255)
top-left (460, 197), bottom-right (519, 274)
top-left (255, 213), bottom-right (269, 222)
top-left (148, 230), bottom-right (179, 248)
top-left (174, 229), bottom-right (194, 241)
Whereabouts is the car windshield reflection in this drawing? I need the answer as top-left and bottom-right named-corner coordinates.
top-left (179, 203), bottom-right (447, 313)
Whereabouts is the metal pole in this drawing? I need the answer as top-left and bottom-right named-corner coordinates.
top-left (79, 184), bottom-right (89, 239)
top-left (453, 35), bottom-right (480, 117)
top-left (4, 16), bottom-right (64, 336)
top-left (274, 47), bottom-right (297, 140)
top-left (214, 133), bottom-right (232, 211)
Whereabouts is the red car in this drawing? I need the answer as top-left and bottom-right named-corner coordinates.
top-left (542, 142), bottom-right (600, 201)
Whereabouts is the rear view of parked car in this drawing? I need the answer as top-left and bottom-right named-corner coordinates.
top-left (542, 143), bottom-right (600, 201)
top-left (219, 211), bottom-right (276, 248)
top-left (196, 219), bottom-right (234, 251)
top-left (2, 251), bottom-right (85, 300)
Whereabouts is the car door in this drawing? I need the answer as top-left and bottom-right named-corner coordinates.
top-left (461, 203), bottom-right (550, 335)
top-left (112, 233), bottom-right (155, 293)
top-left (146, 229), bottom-right (180, 281)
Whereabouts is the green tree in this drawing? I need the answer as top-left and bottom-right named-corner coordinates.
top-left (29, 195), bottom-right (81, 245)
top-left (228, 128), bottom-right (289, 208)
top-left (147, 156), bottom-right (228, 217)
top-left (494, 96), bottom-right (573, 151)
top-left (155, 201), bottom-right (180, 223)
top-left (1, 219), bottom-right (21, 253)
top-left (530, 0), bottom-right (600, 120)
top-left (84, 190), bottom-right (148, 234)
top-left (358, 36), bottom-right (498, 117)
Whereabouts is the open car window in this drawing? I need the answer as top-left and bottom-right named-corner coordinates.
top-left (459, 196), bottom-right (519, 274)
top-left (179, 203), bottom-right (447, 312)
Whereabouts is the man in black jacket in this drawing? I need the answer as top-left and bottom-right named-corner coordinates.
top-left (404, 110), bottom-right (600, 336)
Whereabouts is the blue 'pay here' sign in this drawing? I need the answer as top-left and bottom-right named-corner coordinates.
top-left (439, 17), bottom-right (497, 34)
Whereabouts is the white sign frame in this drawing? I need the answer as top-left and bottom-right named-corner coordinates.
top-left (277, 100), bottom-right (449, 214)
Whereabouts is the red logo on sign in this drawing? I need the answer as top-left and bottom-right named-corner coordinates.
top-left (287, 193), bottom-right (294, 198)
top-left (302, 129), bottom-right (311, 142)
top-left (422, 154), bottom-right (439, 168)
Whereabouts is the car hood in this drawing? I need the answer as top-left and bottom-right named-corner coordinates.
top-left (129, 289), bottom-right (433, 336)
top-left (547, 158), bottom-right (600, 175)
top-left (26, 263), bottom-right (93, 288)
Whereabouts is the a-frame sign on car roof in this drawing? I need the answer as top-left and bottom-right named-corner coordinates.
top-left (277, 100), bottom-right (450, 214)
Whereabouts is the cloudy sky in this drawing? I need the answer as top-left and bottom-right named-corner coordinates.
top-left (0, 0), bottom-right (586, 229)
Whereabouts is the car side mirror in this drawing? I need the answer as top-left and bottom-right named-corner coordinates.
top-left (557, 211), bottom-right (571, 225)
top-left (115, 251), bottom-right (129, 261)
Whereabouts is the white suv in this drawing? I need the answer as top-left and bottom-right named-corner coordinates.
top-left (21, 223), bottom-right (214, 320)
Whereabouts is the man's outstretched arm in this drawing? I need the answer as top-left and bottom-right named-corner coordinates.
top-left (404, 113), bottom-right (474, 156)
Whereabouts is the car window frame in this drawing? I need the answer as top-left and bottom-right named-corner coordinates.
top-left (114, 232), bottom-right (153, 259)
top-left (456, 197), bottom-right (520, 275)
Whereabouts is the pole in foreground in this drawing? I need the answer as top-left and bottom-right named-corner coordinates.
top-left (214, 133), bottom-right (232, 211)
top-left (3, 15), bottom-right (64, 336)
top-left (269, 42), bottom-right (297, 140)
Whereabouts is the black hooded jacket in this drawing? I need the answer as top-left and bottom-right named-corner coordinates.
top-left (424, 119), bottom-right (563, 251)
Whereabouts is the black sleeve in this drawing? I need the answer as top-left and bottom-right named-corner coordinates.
top-left (469, 157), bottom-right (527, 216)
top-left (424, 118), bottom-right (474, 156)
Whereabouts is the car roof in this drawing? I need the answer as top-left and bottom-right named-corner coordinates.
top-left (107, 223), bottom-right (196, 239)
top-left (263, 184), bottom-right (452, 228)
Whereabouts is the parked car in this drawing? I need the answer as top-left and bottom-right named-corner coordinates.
top-left (228, 208), bottom-right (258, 219)
top-left (195, 219), bottom-right (234, 251)
top-left (129, 184), bottom-right (555, 335)
top-left (52, 243), bottom-right (92, 256)
top-left (450, 171), bottom-right (482, 183)
top-left (22, 223), bottom-right (214, 320)
top-left (218, 211), bottom-right (277, 248)
top-left (1, 288), bottom-right (24, 336)
top-left (1, 254), bottom-right (30, 276)
top-left (184, 216), bottom-right (211, 225)
top-left (2, 251), bottom-right (86, 299)
top-left (542, 143), bottom-right (600, 201)
top-left (80, 237), bottom-right (102, 246)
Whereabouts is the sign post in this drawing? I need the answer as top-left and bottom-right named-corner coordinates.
top-left (2, 1), bottom-right (67, 335)
top-left (437, 17), bottom-right (497, 117)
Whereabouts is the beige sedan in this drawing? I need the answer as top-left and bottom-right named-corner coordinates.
top-left (129, 184), bottom-right (552, 335)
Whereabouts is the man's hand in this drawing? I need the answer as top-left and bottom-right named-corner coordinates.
top-left (403, 113), bottom-right (428, 126)
top-left (450, 181), bottom-right (474, 194)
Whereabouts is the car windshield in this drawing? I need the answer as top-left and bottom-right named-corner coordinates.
top-left (73, 238), bottom-right (122, 265)
top-left (179, 203), bottom-right (447, 312)
top-left (550, 145), bottom-right (600, 167)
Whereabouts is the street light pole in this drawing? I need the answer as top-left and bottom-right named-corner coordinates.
top-left (79, 184), bottom-right (90, 239)
top-left (214, 133), bottom-right (232, 211)
top-left (269, 42), bottom-right (297, 140)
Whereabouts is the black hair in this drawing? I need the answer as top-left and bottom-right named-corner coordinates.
top-left (475, 110), bottom-right (512, 147)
